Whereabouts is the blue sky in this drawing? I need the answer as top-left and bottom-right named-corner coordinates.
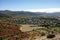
top-left (0, 0), bottom-right (60, 12)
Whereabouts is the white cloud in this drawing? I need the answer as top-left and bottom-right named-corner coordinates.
top-left (24, 8), bottom-right (60, 13)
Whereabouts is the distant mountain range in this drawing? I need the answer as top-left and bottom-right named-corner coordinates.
top-left (0, 10), bottom-right (60, 18)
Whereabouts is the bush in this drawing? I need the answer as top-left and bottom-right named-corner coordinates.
top-left (0, 37), bottom-right (3, 40)
top-left (41, 32), bottom-right (45, 36)
top-left (47, 34), bottom-right (55, 38)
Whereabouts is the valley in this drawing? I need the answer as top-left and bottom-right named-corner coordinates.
top-left (0, 10), bottom-right (60, 40)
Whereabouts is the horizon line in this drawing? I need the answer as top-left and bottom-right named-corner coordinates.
top-left (0, 8), bottom-right (60, 13)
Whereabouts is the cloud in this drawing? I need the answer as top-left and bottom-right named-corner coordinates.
top-left (24, 8), bottom-right (60, 13)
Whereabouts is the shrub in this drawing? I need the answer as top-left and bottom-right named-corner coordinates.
top-left (40, 32), bottom-right (45, 36)
top-left (0, 37), bottom-right (3, 40)
top-left (47, 34), bottom-right (55, 38)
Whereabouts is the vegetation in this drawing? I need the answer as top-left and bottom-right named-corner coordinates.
top-left (47, 34), bottom-right (55, 38)
top-left (0, 10), bottom-right (60, 40)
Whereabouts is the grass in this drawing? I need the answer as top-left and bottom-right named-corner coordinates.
top-left (54, 27), bottom-right (60, 31)
top-left (53, 27), bottom-right (60, 32)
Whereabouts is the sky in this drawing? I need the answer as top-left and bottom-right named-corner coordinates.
top-left (0, 0), bottom-right (60, 12)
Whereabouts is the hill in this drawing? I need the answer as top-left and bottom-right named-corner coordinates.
top-left (0, 10), bottom-right (60, 17)
top-left (0, 10), bottom-right (60, 40)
